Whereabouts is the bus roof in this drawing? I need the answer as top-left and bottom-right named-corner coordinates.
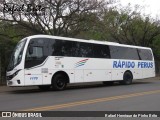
top-left (27, 35), bottom-right (151, 50)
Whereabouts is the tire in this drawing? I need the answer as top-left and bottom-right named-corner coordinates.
top-left (103, 81), bottom-right (114, 86)
top-left (52, 74), bottom-right (67, 91)
top-left (38, 85), bottom-right (51, 91)
top-left (120, 71), bottom-right (133, 85)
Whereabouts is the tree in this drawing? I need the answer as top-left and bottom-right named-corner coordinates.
top-left (0, 20), bottom-right (33, 83)
top-left (102, 7), bottom-right (160, 47)
top-left (0, 0), bottom-right (106, 36)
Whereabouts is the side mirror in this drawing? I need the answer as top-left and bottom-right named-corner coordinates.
top-left (29, 46), bottom-right (33, 54)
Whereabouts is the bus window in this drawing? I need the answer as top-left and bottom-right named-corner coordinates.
top-left (49, 39), bottom-right (94, 58)
top-left (50, 39), bottom-right (75, 57)
top-left (27, 46), bottom-right (43, 58)
top-left (109, 46), bottom-right (139, 60)
top-left (25, 38), bottom-right (49, 68)
top-left (138, 49), bottom-right (153, 60)
top-left (93, 44), bottom-right (110, 58)
top-left (76, 42), bottom-right (93, 58)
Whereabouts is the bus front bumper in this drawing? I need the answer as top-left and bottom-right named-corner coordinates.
top-left (6, 70), bottom-right (25, 86)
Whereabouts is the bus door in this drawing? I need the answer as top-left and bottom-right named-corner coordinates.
top-left (24, 38), bottom-right (49, 85)
top-left (24, 69), bottom-right (43, 85)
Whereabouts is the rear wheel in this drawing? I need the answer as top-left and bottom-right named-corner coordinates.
top-left (38, 85), bottom-right (51, 91)
top-left (52, 74), bottom-right (67, 91)
top-left (120, 71), bottom-right (133, 85)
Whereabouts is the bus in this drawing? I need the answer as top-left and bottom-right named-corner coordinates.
top-left (6, 35), bottom-right (155, 90)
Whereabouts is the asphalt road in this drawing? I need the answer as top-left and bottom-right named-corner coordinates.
top-left (0, 77), bottom-right (160, 119)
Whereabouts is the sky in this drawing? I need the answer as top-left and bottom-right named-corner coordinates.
top-left (119, 0), bottom-right (160, 18)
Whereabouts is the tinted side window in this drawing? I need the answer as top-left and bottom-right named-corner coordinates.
top-left (110, 46), bottom-right (139, 60)
top-left (138, 49), bottom-right (153, 60)
top-left (125, 47), bottom-right (139, 60)
top-left (77, 42), bottom-right (93, 57)
top-left (49, 39), bottom-right (62, 56)
top-left (25, 38), bottom-right (49, 68)
top-left (49, 39), bottom-right (94, 58)
top-left (49, 39), bottom-right (76, 57)
top-left (93, 44), bottom-right (110, 58)
top-left (27, 46), bottom-right (43, 58)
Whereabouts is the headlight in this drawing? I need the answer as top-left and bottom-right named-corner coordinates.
top-left (6, 69), bottom-right (21, 80)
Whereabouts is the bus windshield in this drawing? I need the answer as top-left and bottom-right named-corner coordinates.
top-left (7, 39), bottom-right (27, 71)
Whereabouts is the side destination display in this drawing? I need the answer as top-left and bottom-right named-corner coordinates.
top-left (113, 60), bottom-right (153, 68)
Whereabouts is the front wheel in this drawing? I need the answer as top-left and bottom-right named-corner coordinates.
top-left (52, 74), bottom-right (67, 91)
top-left (120, 71), bottom-right (133, 85)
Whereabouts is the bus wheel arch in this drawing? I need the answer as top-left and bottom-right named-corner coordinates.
top-left (51, 71), bottom-right (69, 90)
top-left (120, 70), bottom-right (133, 85)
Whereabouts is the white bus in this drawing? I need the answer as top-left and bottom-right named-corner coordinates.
top-left (6, 35), bottom-right (155, 90)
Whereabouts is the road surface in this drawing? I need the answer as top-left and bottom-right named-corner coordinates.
top-left (0, 77), bottom-right (160, 118)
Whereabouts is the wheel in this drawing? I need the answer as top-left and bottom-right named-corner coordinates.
top-left (120, 71), bottom-right (133, 85)
top-left (38, 85), bottom-right (51, 91)
top-left (103, 81), bottom-right (114, 85)
top-left (52, 74), bottom-right (67, 91)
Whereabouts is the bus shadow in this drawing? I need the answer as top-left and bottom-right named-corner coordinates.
top-left (66, 81), bottom-right (152, 90)
top-left (7, 81), bottom-right (153, 94)
top-left (7, 88), bottom-right (48, 94)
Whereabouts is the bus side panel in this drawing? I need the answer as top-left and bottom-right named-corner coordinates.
top-left (24, 69), bottom-right (43, 85)
top-left (41, 69), bottom-right (75, 84)
top-left (142, 61), bottom-right (155, 78)
top-left (65, 70), bottom-right (75, 83)
top-left (42, 70), bottom-right (52, 85)
top-left (84, 70), bottom-right (111, 82)
top-left (142, 69), bottom-right (155, 78)
top-left (111, 69), bottom-right (124, 81)
top-left (132, 69), bottom-right (142, 79)
top-left (74, 70), bottom-right (84, 83)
